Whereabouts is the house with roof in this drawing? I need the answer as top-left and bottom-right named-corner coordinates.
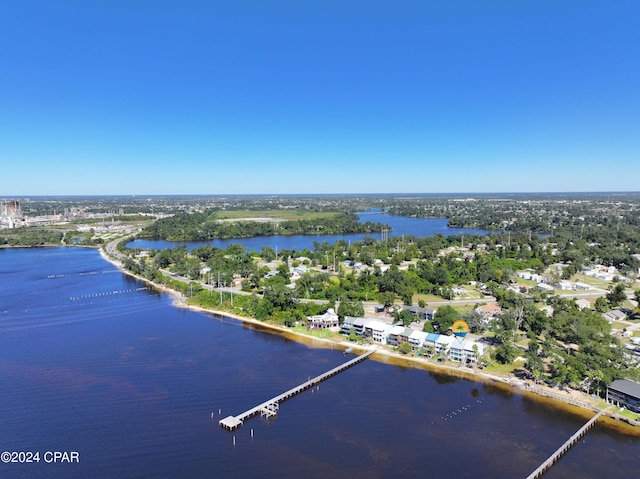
top-left (517, 269), bottom-right (544, 282)
top-left (575, 299), bottom-right (591, 310)
top-left (449, 339), bottom-right (487, 364)
top-left (408, 330), bottom-right (428, 350)
top-left (474, 303), bottom-right (501, 321)
top-left (307, 308), bottom-right (339, 330)
top-left (607, 379), bottom-right (640, 413)
top-left (452, 286), bottom-right (466, 296)
top-left (386, 325), bottom-right (406, 347)
top-left (435, 335), bottom-right (454, 356)
top-left (537, 283), bottom-right (554, 292)
top-left (423, 333), bottom-right (440, 352)
top-left (351, 317), bottom-right (368, 336)
top-left (367, 320), bottom-right (391, 344)
top-left (341, 316), bottom-right (358, 335)
top-left (603, 309), bottom-right (628, 323)
top-left (402, 306), bottom-right (437, 321)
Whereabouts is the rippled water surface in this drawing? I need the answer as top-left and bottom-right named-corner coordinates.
top-left (1, 248), bottom-right (638, 478)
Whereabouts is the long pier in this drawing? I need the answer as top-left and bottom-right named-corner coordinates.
top-left (219, 349), bottom-right (375, 430)
top-left (525, 408), bottom-right (608, 479)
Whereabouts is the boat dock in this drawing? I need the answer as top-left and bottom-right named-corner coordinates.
top-left (524, 408), bottom-right (608, 479)
top-left (219, 349), bottom-right (375, 430)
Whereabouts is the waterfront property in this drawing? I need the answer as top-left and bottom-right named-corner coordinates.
top-left (607, 379), bottom-right (640, 413)
top-left (341, 318), bottom-right (486, 363)
top-left (306, 308), bottom-right (339, 330)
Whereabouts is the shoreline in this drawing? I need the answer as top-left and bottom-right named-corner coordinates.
top-left (96, 244), bottom-right (640, 436)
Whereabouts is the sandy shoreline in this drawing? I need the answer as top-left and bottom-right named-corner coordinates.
top-left (97, 245), bottom-right (640, 436)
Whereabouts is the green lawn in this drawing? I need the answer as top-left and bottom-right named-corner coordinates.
top-left (215, 210), bottom-right (336, 221)
top-left (484, 360), bottom-right (525, 375)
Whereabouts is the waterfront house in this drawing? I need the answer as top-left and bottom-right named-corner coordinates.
top-left (386, 325), bottom-right (402, 346)
top-left (449, 339), bottom-right (487, 364)
top-left (352, 317), bottom-right (368, 336)
top-left (387, 325), bottom-right (406, 347)
top-left (424, 332), bottom-right (439, 348)
top-left (341, 316), bottom-right (358, 335)
top-left (307, 308), bottom-right (339, 330)
top-left (408, 330), bottom-right (428, 350)
top-left (607, 379), bottom-right (640, 413)
top-left (435, 335), bottom-right (454, 356)
top-left (364, 320), bottom-right (390, 344)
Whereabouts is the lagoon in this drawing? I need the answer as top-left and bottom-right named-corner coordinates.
top-left (127, 213), bottom-right (490, 252)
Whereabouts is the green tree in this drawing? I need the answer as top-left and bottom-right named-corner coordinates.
top-left (606, 283), bottom-right (626, 307)
top-left (399, 341), bottom-right (412, 355)
top-left (433, 305), bottom-right (459, 332)
top-left (594, 296), bottom-right (609, 312)
top-left (494, 341), bottom-right (518, 364)
top-left (338, 299), bottom-right (364, 319)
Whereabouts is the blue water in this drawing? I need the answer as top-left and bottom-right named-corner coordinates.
top-left (1, 248), bottom-right (638, 478)
top-left (127, 213), bottom-right (490, 251)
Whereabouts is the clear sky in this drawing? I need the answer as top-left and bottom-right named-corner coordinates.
top-left (1, 1), bottom-right (638, 195)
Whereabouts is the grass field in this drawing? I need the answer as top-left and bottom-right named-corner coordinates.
top-left (215, 210), bottom-right (337, 221)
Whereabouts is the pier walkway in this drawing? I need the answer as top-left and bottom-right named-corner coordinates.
top-left (219, 349), bottom-right (375, 430)
top-left (525, 408), bottom-right (609, 479)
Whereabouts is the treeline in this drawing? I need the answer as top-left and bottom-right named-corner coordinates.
top-left (382, 195), bottom-right (640, 235)
top-left (0, 228), bottom-right (63, 246)
top-left (138, 210), bottom-right (389, 241)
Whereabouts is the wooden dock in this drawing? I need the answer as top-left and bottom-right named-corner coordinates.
top-left (524, 408), bottom-right (608, 479)
top-left (219, 349), bottom-right (375, 430)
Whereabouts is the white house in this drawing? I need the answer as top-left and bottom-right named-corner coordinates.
top-left (449, 339), bottom-right (487, 364)
top-left (435, 335), bottom-right (454, 355)
top-left (408, 330), bottom-right (428, 349)
top-left (387, 325), bottom-right (406, 347)
top-left (307, 308), bottom-right (339, 330)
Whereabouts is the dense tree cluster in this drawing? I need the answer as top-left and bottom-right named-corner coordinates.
top-left (138, 211), bottom-right (389, 241)
top-left (0, 228), bottom-right (64, 246)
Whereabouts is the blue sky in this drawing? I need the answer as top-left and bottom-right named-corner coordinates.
top-left (1, 1), bottom-right (638, 195)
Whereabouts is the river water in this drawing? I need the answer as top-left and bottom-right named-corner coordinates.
top-left (1, 247), bottom-right (638, 478)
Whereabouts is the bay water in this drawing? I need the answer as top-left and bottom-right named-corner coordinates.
top-left (1, 247), bottom-right (638, 478)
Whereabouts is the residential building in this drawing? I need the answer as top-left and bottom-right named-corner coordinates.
top-left (607, 379), bottom-right (640, 413)
top-left (603, 309), bottom-right (628, 323)
top-left (408, 330), bottom-right (428, 350)
top-left (341, 316), bottom-right (358, 335)
top-left (387, 325), bottom-right (406, 347)
top-left (307, 308), bottom-right (339, 330)
top-left (449, 339), bottom-right (487, 364)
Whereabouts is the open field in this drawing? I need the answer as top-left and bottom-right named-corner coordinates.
top-left (215, 210), bottom-right (337, 221)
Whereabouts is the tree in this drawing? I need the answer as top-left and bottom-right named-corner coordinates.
top-left (494, 341), bottom-right (518, 364)
top-left (380, 291), bottom-right (396, 309)
top-left (399, 341), bottom-right (412, 355)
top-left (594, 296), bottom-right (609, 312)
top-left (394, 309), bottom-right (414, 327)
top-left (606, 283), bottom-right (626, 307)
top-left (433, 305), bottom-right (459, 332)
top-left (338, 299), bottom-right (364, 319)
